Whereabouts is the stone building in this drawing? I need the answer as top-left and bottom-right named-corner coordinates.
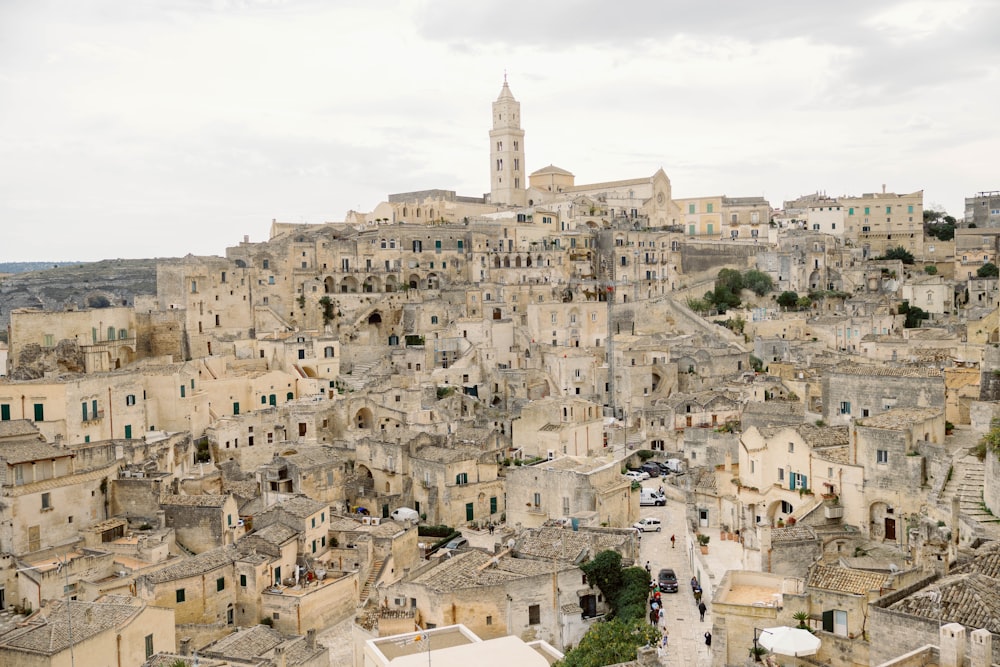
top-left (504, 456), bottom-right (635, 529)
top-left (159, 494), bottom-right (242, 554)
top-left (0, 594), bottom-right (175, 667)
top-left (822, 363), bottom-right (945, 426)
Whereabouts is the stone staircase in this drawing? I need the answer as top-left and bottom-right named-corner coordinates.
top-left (342, 360), bottom-right (379, 392)
top-left (358, 558), bottom-right (384, 606)
top-left (946, 454), bottom-right (992, 522)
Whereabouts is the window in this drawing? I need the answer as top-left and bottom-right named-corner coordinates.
top-left (788, 442), bottom-right (794, 453)
top-left (176, 588), bottom-right (186, 603)
top-left (822, 609), bottom-right (849, 636)
top-left (839, 401), bottom-right (851, 415)
top-left (324, 346), bottom-right (335, 358)
top-left (41, 493), bottom-right (51, 510)
top-left (877, 449), bottom-right (888, 464)
top-left (778, 468), bottom-right (785, 481)
top-left (33, 403), bottom-right (44, 422)
top-left (528, 604), bottom-right (541, 625)
top-left (455, 472), bottom-right (468, 485)
top-left (0, 404), bottom-right (9, 421)
top-left (180, 385), bottom-right (186, 398)
top-left (533, 492), bottom-right (541, 507)
top-left (240, 574), bottom-right (247, 587)
top-left (217, 577), bottom-right (225, 591)
top-left (126, 394), bottom-right (136, 406)
top-left (145, 634), bottom-right (154, 659)
top-left (486, 615), bottom-right (493, 626)
top-left (706, 203), bottom-right (713, 213)
top-left (688, 203), bottom-right (696, 214)
top-left (780, 500), bottom-right (793, 514)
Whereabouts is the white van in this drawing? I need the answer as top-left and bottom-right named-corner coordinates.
top-left (640, 488), bottom-right (666, 506)
top-left (390, 507), bottom-right (420, 523)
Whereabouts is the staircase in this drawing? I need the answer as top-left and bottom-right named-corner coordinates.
top-left (342, 360), bottom-right (379, 391)
top-left (947, 454), bottom-right (990, 521)
top-left (358, 559), bottom-right (384, 606)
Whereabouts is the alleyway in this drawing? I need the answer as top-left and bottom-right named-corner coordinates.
top-left (635, 478), bottom-right (744, 667)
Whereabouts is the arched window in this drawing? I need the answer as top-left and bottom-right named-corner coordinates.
top-left (324, 346), bottom-right (335, 358)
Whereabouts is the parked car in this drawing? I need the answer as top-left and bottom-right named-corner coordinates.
top-left (624, 470), bottom-right (649, 482)
top-left (633, 517), bottom-right (662, 532)
top-left (640, 462), bottom-right (661, 478)
top-left (660, 458), bottom-right (684, 474)
top-left (441, 536), bottom-right (469, 553)
top-left (658, 568), bottom-right (678, 592)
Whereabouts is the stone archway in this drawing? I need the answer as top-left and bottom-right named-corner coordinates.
top-left (355, 407), bottom-right (373, 429)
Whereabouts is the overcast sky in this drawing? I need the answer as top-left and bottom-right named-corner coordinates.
top-left (2, 0), bottom-right (997, 262)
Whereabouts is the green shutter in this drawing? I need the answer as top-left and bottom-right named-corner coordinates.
top-left (124, 425), bottom-right (132, 439)
top-left (0, 404), bottom-right (9, 421)
top-left (33, 403), bottom-right (44, 422)
top-left (466, 503), bottom-right (474, 521)
top-left (490, 496), bottom-right (498, 514)
top-left (233, 402), bottom-right (240, 415)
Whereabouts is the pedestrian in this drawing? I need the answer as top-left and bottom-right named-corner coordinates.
top-left (645, 560), bottom-right (651, 575)
top-left (698, 600), bottom-right (707, 622)
top-left (694, 588), bottom-right (702, 603)
top-left (488, 522), bottom-right (494, 535)
top-left (704, 631), bottom-right (712, 647)
top-left (650, 608), bottom-right (658, 625)
top-left (663, 631), bottom-right (669, 648)
top-left (670, 534), bottom-right (675, 548)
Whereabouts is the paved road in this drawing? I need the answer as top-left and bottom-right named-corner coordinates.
top-left (635, 479), bottom-right (715, 667)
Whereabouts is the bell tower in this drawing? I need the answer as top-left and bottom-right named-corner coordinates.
top-left (489, 77), bottom-right (527, 207)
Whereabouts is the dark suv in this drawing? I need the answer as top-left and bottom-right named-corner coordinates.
top-left (640, 462), bottom-right (660, 478)
top-left (657, 568), bottom-right (678, 593)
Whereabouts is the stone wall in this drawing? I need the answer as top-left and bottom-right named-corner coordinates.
top-left (111, 476), bottom-right (169, 521)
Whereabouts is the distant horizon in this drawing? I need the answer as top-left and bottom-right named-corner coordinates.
top-left (2, 1), bottom-right (996, 262)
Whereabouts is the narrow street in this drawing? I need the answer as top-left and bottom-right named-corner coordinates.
top-left (635, 478), bottom-right (743, 667)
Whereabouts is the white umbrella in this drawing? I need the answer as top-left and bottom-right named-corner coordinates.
top-left (758, 626), bottom-right (821, 657)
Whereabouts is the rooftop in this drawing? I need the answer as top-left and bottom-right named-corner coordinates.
top-left (857, 408), bottom-right (942, 430)
top-left (807, 564), bottom-right (890, 594)
top-left (830, 363), bottom-right (943, 379)
top-left (0, 597), bottom-right (143, 655)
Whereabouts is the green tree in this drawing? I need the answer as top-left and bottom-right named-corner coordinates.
top-left (580, 550), bottom-right (623, 605)
top-left (777, 291), bottom-right (799, 310)
top-left (686, 297), bottom-right (710, 313)
top-left (558, 618), bottom-right (661, 667)
top-left (977, 262), bottom-right (999, 278)
top-left (706, 284), bottom-right (740, 313)
top-left (898, 301), bottom-right (929, 328)
top-left (717, 268), bottom-right (744, 294)
top-left (742, 269), bottom-right (774, 296)
top-left (924, 265), bottom-right (938, 275)
top-left (796, 296), bottom-right (812, 310)
top-left (878, 246), bottom-right (915, 264)
top-left (318, 296), bottom-right (336, 325)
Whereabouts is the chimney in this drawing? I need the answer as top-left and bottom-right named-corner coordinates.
top-left (274, 645), bottom-right (287, 667)
top-left (157, 510), bottom-right (166, 530)
top-left (724, 450), bottom-right (732, 473)
top-left (940, 623), bottom-right (966, 667)
top-left (970, 629), bottom-right (991, 667)
top-left (882, 184), bottom-right (886, 194)
top-left (179, 638), bottom-right (192, 656)
top-left (306, 629), bottom-right (316, 650)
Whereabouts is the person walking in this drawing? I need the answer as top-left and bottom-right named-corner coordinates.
top-left (698, 600), bottom-right (707, 622)
top-left (704, 631), bottom-right (712, 647)
top-left (645, 560), bottom-right (651, 575)
top-left (670, 534), bottom-right (675, 548)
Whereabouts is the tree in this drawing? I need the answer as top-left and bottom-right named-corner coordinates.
top-left (580, 550), bottom-right (623, 605)
top-left (878, 246), bottom-right (915, 264)
top-left (924, 265), bottom-right (938, 275)
top-left (742, 269), bottom-right (774, 296)
top-left (796, 296), bottom-right (812, 310)
top-left (717, 268), bottom-right (744, 294)
top-left (898, 301), bottom-right (929, 328)
top-left (558, 618), bottom-right (661, 667)
top-left (978, 262), bottom-right (999, 278)
top-left (777, 291), bottom-right (799, 310)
